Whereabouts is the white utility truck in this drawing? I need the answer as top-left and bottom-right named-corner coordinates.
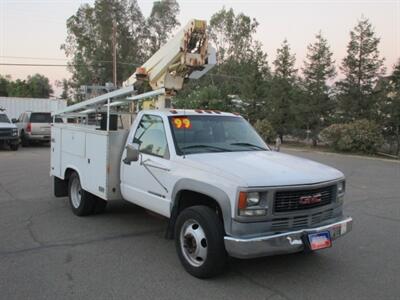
top-left (51, 20), bottom-right (352, 278)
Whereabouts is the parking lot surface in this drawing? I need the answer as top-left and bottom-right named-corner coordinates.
top-left (0, 146), bottom-right (399, 300)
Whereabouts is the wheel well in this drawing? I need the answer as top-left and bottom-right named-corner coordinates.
top-left (176, 190), bottom-right (223, 218)
top-left (64, 168), bottom-right (76, 180)
top-left (165, 190), bottom-right (224, 239)
top-left (54, 168), bottom-right (76, 198)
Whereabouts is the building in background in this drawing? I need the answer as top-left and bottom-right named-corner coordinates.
top-left (0, 97), bottom-right (67, 120)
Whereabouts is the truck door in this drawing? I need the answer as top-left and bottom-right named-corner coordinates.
top-left (120, 114), bottom-right (172, 217)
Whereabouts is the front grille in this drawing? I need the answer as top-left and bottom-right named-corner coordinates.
top-left (0, 128), bottom-right (12, 137)
top-left (271, 209), bottom-right (334, 232)
top-left (274, 185), bottom-right (336, 213)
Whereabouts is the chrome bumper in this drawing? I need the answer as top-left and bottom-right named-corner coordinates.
top-left (224, 216), bottom-right (353, 259)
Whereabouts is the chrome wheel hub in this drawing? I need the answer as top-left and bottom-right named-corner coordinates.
top-left (180, 219), bottom-right (208, 267)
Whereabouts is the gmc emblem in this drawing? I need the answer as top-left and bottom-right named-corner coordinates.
top-left (299, 193), bottom-right (322, 205)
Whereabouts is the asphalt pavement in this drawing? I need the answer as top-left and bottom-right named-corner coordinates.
top-left (0, 145), bottom-right (399, 300)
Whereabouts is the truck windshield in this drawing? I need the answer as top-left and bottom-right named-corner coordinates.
top-left (169, 115), bottom-right (269, 155)
top-left (0, 114), bottom-right (10, 123)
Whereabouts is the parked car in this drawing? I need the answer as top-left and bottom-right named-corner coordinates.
top-left (0, 111), bottom-right (19, 151)
top-left (16, 112), bottom-right (62, 146)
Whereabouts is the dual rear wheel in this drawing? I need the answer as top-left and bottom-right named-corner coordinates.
top-left (68, 172), bottom-right (107, 216)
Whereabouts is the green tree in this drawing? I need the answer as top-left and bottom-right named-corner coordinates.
top-left (62, 0), bottom-right (179, 95)
top-left (26, 74), bottom-right (54, 98)
top-left (381, 59), bottom-right (400, 155)
top-left (208, 7), bottom-right (258, 63)
top-left (7, 74), bottom-right (53, 98)
top-left (301, 32), bottom-right (336, 145)
top-left (0, 75), bottom-right (11, 97)
top-left (337, 17), bottom-right (385, 120)
top-left (174, 8), bottom-right (270, 120)
top-left (269, 39), bottom-right (298, 140)
top-left (145, 0), bottom-right (180, 56)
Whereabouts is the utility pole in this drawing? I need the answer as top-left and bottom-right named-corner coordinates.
top-left (112, 20), bottom-right (117, 87)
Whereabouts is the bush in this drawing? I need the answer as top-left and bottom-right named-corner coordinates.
top-left (320, 120), bottom-right (384, 154)
top-left (253, 119), bottom-right (276, 143)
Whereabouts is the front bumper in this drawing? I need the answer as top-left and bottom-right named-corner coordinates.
top-left (224, 216), bottom-right (353, 259)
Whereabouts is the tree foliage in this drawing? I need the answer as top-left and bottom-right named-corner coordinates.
top-left (268, 39), bottom-right (298, 139)
top-left (300, 32), bottom-right (336, 144)
top-left (174, 8), bottom-right (270, 123)
top-left (381, 59), bottom-right (400, 155)
top-left (1, 74), bottom-right (53, 98)
top-left (208, 7), bottom-right (258, 63)
top-left (62, 0), bottom-right (180, 91)
top-left (253, 119), bottom-right (276, 143)
top-left (146, 0), bottom-right (180, 55)
top-left (321, 120), bottom-right (384, 154)
top-left (337, 17), bottom-right (385, 120)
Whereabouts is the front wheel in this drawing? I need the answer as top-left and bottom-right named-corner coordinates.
top-left (175, 206), bottom-right (227, 278)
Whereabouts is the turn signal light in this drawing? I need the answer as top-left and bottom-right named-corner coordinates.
top-left (238, 192), bottom-right (247, 209)
top-left (26, 123), bottom-right (31, 133)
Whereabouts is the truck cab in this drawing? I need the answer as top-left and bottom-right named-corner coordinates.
top-left (51, 109), bottom-right (352, 278)
top-left (0, 111), bottom-right (19, 151)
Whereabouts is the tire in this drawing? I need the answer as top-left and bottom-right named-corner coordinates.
top-left (21, 132), bottom-right (29, 147)
top-left (175, 205), bottom-right (227, 278)
top-left (68, 172), bottom-right (96, 216)
top-left (9, 143), bottom-right (19, 151)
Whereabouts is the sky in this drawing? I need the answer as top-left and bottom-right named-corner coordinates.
top-left (0, 0), bottom-right (399, 97)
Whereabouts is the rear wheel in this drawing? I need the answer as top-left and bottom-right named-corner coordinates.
top-left (68, 172), bottom-right (96, 216)
top-left (175, 206), bottom-right (227, 278)
top-left (21, 132), bottom-right (29, 147)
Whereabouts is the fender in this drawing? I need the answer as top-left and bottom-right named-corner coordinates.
top-left (166, 178), bottom-right (232, 239)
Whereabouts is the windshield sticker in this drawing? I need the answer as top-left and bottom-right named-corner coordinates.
top-left (173, 117), bottom-right (192, 129)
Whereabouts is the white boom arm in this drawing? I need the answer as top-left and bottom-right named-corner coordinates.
top-left (54, 19), bottom-right (215, 116)
top-left (124, 19), bottom-right (216, 91)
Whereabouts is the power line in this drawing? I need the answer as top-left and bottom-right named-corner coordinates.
top-left (0, 63), bottom-right (68, 67)
top-left (0, 56), bottom-right (141, 66)
top-left (0, 55), bottom-right (68, 61)
top-left (0, 63), bottom-right (244, 80)
top-left (0, 62), bottom-right (139, 67)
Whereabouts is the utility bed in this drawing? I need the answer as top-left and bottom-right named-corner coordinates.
top-left (51, 123), bottom-right (129, 200)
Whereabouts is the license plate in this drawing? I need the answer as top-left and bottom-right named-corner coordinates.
top-left (308, 231), bottom-right (332, 251)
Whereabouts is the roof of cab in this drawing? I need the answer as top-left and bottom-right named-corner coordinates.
top-left (140, 109), bottom-right (241, 117)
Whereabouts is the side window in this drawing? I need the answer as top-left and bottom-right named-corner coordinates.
top-left (18, 113), bottom-right (24, 122)
top-left (133, 115), bottom-right (169, 158)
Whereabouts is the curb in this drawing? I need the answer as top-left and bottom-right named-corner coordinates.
top-left (282, 146), bottom-right (400, 164)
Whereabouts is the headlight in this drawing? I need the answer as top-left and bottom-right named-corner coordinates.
top-left (337, 181), bottom-right (345, 195)
top-left (12, 128), bottom-right (18, 136)
top-left (337, 181), bottom-right (345, 203)
top-left (246, 192), bottom-right (260, 206)
top-left (238, 191), bottom-right (267, 216)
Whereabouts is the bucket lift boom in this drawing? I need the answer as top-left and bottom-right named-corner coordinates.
top-left (55, 19), bottom-right (216, 117)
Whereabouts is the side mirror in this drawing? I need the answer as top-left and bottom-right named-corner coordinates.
top-left (12, 118), bottom-right (18, 123)
top-left (123, 144), bottom-right (140, 165)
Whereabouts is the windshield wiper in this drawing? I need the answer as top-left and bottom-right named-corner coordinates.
top-left (230, 142), bottom-right (267, 150)
top-left (181, 144), bottom-right (232, 152)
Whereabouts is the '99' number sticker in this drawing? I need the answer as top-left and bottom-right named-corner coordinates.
top-left (173, 117), bottom-right (192, 129)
